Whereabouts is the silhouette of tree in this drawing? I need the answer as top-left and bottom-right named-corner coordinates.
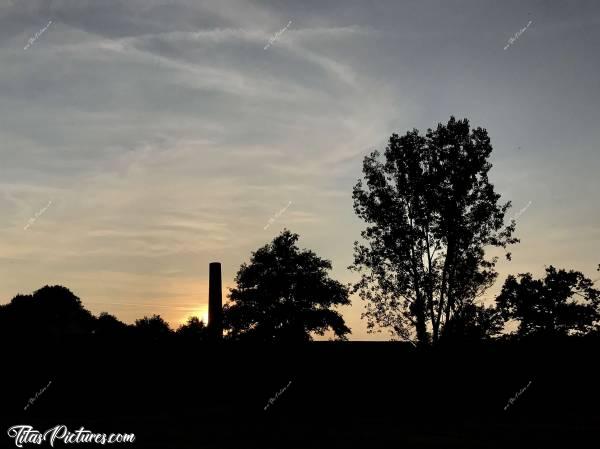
top-left (0, 286), bottom-right (95, 339)
top-left (441, 303), bottom-right (503, 342)
top-left (134, 314), bottom-right (172, 341)
top-left (95, 312), bottom-right (129, 338)
top-left (495, 266), bottom-right (600, 338)
top-left (350, 117), bottom-right (518, 345)
top-left (223, 229), bottom-right (350, 342)
top-left (176, 316), bottom-right (208, 341)
top-left (33, 285), bottom-right (95, 334)
top-left (0, 295), bottom-right (31, 338)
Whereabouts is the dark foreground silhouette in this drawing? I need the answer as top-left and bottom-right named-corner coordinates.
top-left (1, 335), bottom-right (599, 448)
top-left (1, 283), bottom-right (600, 447)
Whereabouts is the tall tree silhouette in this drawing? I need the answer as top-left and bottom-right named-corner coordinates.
top-left (351, 117), bottom-right (518, 345)
top-left (223, 230), bottom-right (350, 342)
top-left (495, 266), bottom-right (600, 338)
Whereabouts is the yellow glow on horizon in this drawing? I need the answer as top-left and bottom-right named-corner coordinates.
top-left (178, 305), bottom-right (209, 327)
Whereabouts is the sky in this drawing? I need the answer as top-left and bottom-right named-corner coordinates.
top-left (1, 0), bottom-right (599, 340)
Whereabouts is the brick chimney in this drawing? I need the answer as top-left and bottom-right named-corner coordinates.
top-left (208, 262), bottom-right (223, 340)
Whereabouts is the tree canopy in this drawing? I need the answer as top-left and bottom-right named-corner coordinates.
top-left (0, 285), bottom-right (95, 338)
top-left (176, 316), bottom-right (208, 341)
top-left (134, 314), bottom-right (172, 341)
top-left (440, 303), bottom-right (504, 342)
top-left (495, 266), bottom-right (600, 338)
top-left (95, 312), bottom-right (129, 338)
top-left (223, 229), bottom-right (350, 342)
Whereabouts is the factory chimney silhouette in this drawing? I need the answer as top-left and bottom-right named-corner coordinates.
top-left (208, 262), bottom-right (223, 340)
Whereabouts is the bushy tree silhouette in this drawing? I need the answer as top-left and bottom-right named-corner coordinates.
top-left (495, 266), bottom-right (600, 338)
top-left (223, 230), bottom-right (350, 342)
top-left (35, 286), bottom-right (96, 334)
top-left (176, 316), bottom-right (208, 341)
top-left (350, 117), bottom-right (518, 345)
top-left (0, 285), bottom-right (95, 339)
top-left (441, 303), bottom-right (503, 342)
top-left (95, 312), bottom-right (130, 338)
top-left (134, 314), bottom-right (172, 341)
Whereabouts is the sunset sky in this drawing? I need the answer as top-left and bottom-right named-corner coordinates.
top-left (1, 0), bottom-right (599, 339)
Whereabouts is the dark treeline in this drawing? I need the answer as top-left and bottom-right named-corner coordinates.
top-left (0, 285), bottom-right (208, 345)
top-left (1, 262), bottom-right (599, 347)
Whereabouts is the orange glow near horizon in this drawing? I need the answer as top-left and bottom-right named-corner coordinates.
top-left (66, 279), bottom-right (235, 330)
top-left (178, 305), bottom-right (209, 327)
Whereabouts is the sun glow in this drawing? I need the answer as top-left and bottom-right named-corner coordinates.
top-left (179, 306), bottom-right (209, 326)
